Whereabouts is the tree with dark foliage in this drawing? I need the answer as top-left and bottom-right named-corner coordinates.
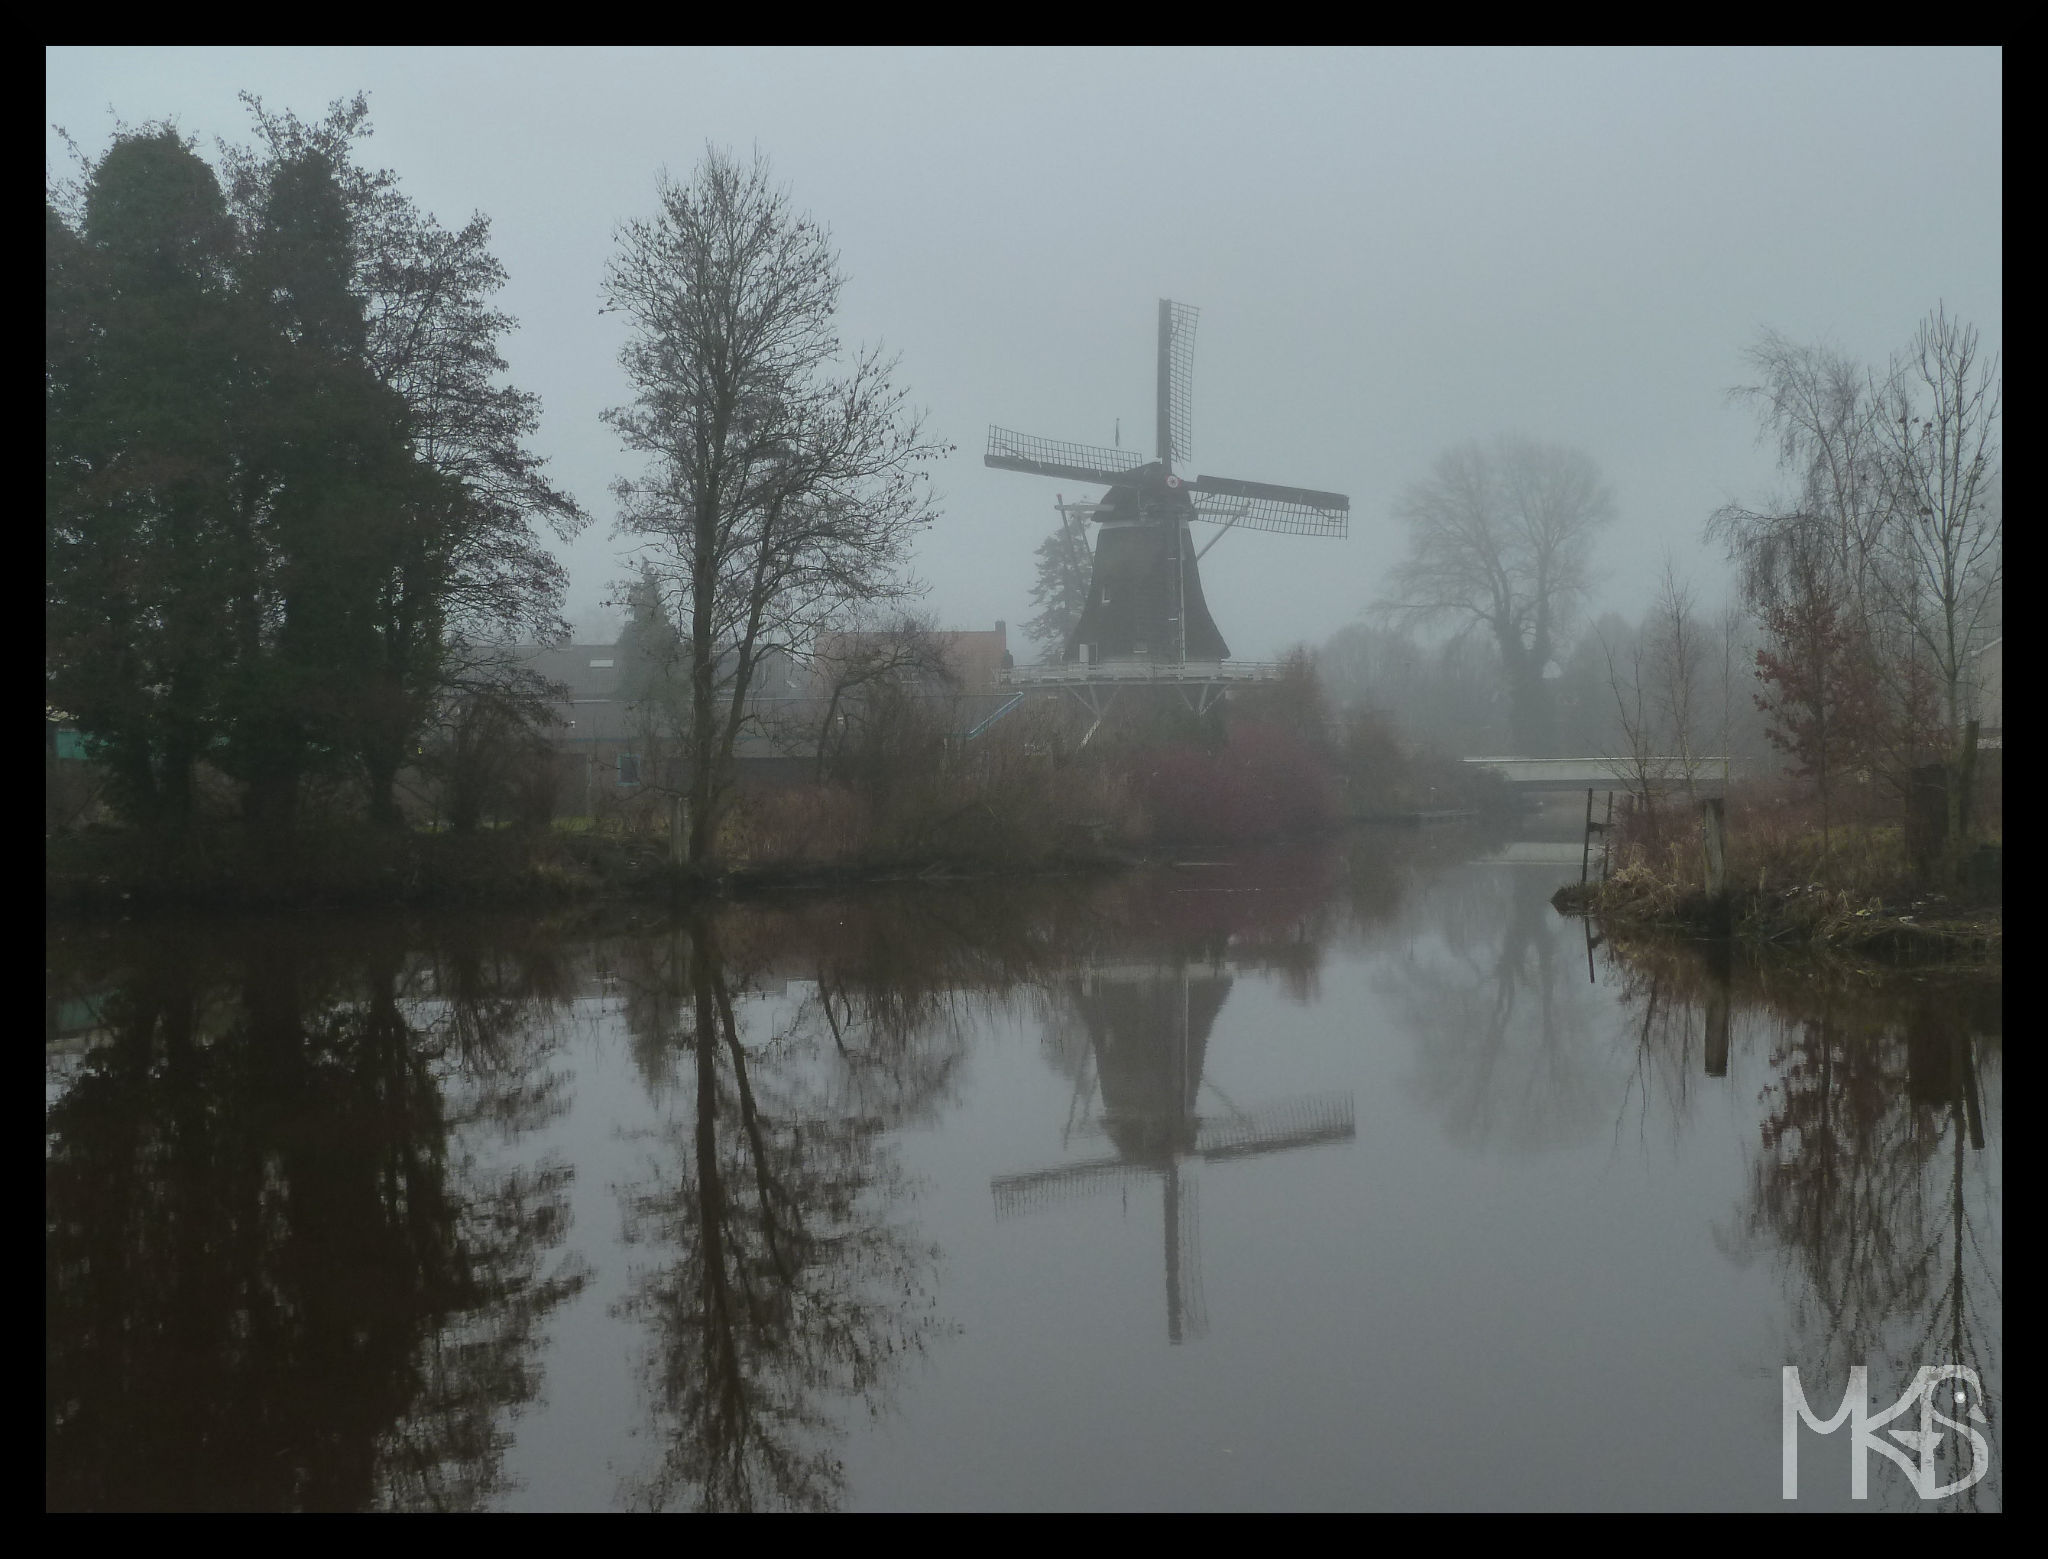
top-left (47, 97), bottom-right (584, 836)
top-left (47, 131), bottom-right (246, 834)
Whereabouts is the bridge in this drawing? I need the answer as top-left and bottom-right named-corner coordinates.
top-left (1463, 756), bottom-right (1734, 793)
top-left (1001, 658), bottom-right (1282, 690)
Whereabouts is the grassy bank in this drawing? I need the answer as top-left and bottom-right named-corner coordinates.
top-left (44, 822), bottom-right (1140, 919)
top-left (1552, 799), bottom-right (2000, 974)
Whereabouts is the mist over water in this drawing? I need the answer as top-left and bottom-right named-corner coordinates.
top-left (47, 836), bottom-right (2000, 1510)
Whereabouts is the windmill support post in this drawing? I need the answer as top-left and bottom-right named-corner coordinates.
top-left (1699, 797), bottom-right (1730, 939)
top-left (1194, 511), bottom-right (1244, 561)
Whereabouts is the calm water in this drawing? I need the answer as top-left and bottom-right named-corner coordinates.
top-left (46, 834), bottom-right (2001, 1511)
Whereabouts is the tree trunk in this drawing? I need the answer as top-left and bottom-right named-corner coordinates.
top-left (362, 673), bottom-right (413, 829)
top-left (1946, 722), bottom-right (1979, 884)
top-left (243, 766), bottom-right (299, 836)
top-left (1905, 763), bottom-right (1947, 884)
top-left (158, 747), bottom-right (195, 838)
top-left (364, 746), bottom-right (404, 829)
top-left (1508, 670), bottom-right (1550, 756)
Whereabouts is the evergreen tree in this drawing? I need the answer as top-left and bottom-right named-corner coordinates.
top-left (48, 97), bottom-right (586, 835)
top-left (224, 146), bottom-right (418, 830)
top-left (1022, 517), bottom-right (1092, 659)
top-left (47, 129), bottom-right (246, 833)
top-left (223, 95), bottom-right (586, 826)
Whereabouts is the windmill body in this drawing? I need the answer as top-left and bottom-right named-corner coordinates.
top-left (987, 299), bottom-right (1349, 695)
top-left (992, 957), bottom-right (1356, 1343)
top-left (1067, 472), bottom-right (1231, 664)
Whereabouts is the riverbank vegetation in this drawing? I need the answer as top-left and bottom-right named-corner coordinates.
top-left (1544, 309), bottom-right (2001, 969)
top-left (48, 649), bottom-right (1513, 915)
top-left (1554, 772), bottom-right (2000, 973)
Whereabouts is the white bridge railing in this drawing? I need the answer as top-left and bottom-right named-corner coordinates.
top-left (1002, 659), bottom-right (1281, 688)
top-left (1462, 756), bottom-right (1735, 788)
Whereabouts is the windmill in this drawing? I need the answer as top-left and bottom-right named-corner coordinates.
top-left (987, 300), bottom-right (1349, 711)
top-left (991, 959), bottom-right (1356, 1343)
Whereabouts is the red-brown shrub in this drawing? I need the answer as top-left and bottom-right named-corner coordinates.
top-left (1132, 721), bottom-right (1338, 845)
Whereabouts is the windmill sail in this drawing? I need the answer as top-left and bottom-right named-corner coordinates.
top-left (1193, 1093), bottom-right (1356, 1160)
top-left (986, 427), bottom-right (1149, 487)
top-left (1191, 475), bottom-right (1350, 539)
top-left (1158, 299), bottom-right (1198, 472)
top-left (990, 1155), bottom-right (1150, 1219)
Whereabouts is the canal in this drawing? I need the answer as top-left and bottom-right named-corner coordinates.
top-left (45, 833), bottom-right (2000, 1510)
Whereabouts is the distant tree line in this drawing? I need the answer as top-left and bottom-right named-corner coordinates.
top-left (47, 94), bottom-right (585, 837)
top-left (1341, 305), bottom-right (1997, 881)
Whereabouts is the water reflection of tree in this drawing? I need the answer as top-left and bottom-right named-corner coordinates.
top-left (1731, 980), bottom-right (1999, 1509)
top-left (45, 923), bottom-right (588, 1511)
top-left (1603, 938), bottom-right (2002, 1510)
top-left (613, 906), bottom-right (977, 1511)
top-left (1377, 865), bottom-right (1613, 1152)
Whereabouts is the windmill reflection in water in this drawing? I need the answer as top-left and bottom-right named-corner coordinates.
top-left (991, 957), bottom-right (1355, 1342)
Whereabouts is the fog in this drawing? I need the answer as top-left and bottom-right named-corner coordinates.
top-left (45, 46), bottom-right (2002, 660)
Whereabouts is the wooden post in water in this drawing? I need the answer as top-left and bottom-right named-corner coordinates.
top-left (1581, 788), bottom-right (1596, 885)
top-left (1704, 935), bottom-right (1731, 1077)
top-left (1700, 798), bottom-right (1725, 894)
top-left (669, 792), bottom-right (685, 867)
top-left (1601, 791), bottom-right (1615, 881)
top-left (1700, 797), bottom-right (1728, 938)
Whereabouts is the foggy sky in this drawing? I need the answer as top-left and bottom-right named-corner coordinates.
top-left (45, 47), bottom-right (2003, 660)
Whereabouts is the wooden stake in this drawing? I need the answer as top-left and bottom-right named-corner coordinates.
top-left (1581, 787), bottom-right (1595, 884)
top-left (1700, 797), bottom-right (1726, 897)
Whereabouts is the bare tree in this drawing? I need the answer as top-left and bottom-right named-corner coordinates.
top-left (1645, 558), bottom-right (1708, 800)
top-left (1714, 602), bottom-right (1749, 765)
top-left (1713, 311), bottom-right (1999, 873)
top-left (1601, 628), bottom-right (1664, 834)
top-left (423, 659), bottom-right (564, 833)
top-left (1717, 331), bottom-right (1890, 617)
top-left (1870, 307), bottom-right (2001, 863)
top-left (810, 611), bottom-right (957, 784)
top-left (1381, 437), bottom-right (1615, 755)
top-left (1709, 333), bottom-right (1889, 819)
top-left (603, 148), bottom-right (947, 869)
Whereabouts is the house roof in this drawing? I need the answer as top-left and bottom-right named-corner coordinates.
top-left (507, 644), bottom-right (626, 703)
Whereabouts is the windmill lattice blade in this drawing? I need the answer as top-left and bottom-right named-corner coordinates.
top-left (1165, 300), bottom-right (1198, 471)
top-left (1193, 1093), bottom-right (1356, 1161)
top-left (986, 427), bottom-right (1149, 488)
top-left (991, 1155), bottom-right (1148, 1219)
top-left (1191, 473), bottom-right (1350, 539)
